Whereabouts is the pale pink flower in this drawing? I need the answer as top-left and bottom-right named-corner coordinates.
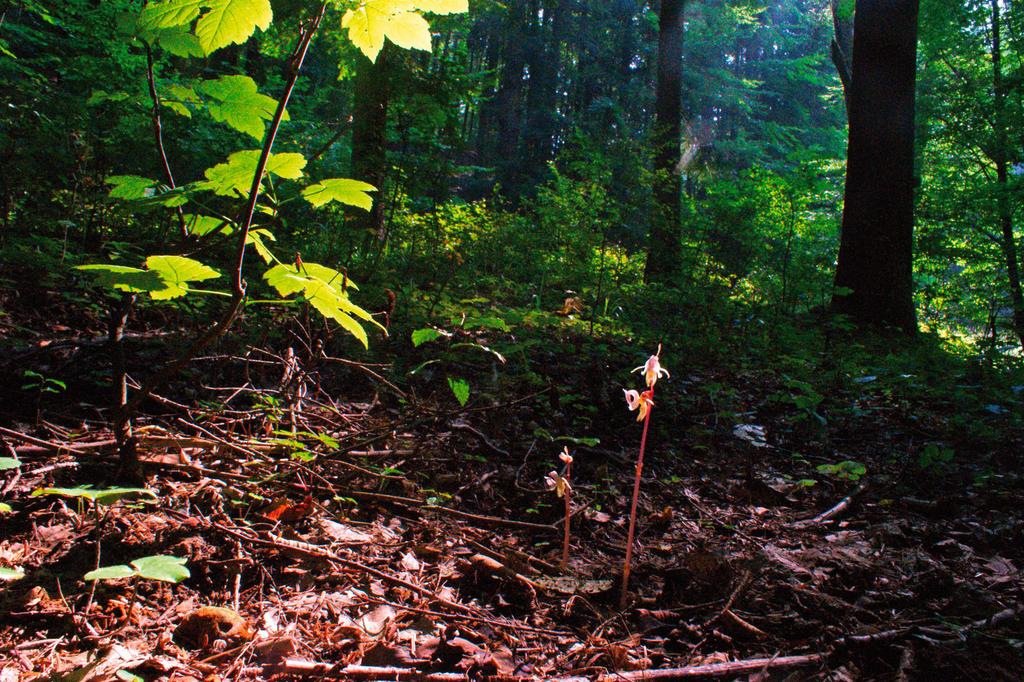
top-left (632, 345), bottom-right (670, 388)
top-left (623, 388), bottom-right (655, 422)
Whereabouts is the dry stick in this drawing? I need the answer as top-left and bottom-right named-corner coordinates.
top-left (0, 426), bottom-right (89, 454)
top-left (810, 481), bottom-right (869, 524)
top-left (589, 654), bottom-right (825, 680)
top-left (621, 386), bottom-right (654, 608)
top-left (422, 505), bottom-right (555, 532)
top-left (115, 3), bottom-right (329, 470)
top-left (273, 654), bottom-right (825, 681)
top-left (143, 42), bottom-right (187, 239)
top-left (211, 522), bottom-right (481, 617)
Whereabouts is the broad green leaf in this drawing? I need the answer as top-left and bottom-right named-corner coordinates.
top-left (411, 328), bottom-right (444, 347)
top-left (77, 264), bottom-right (165, 294)
top-left (107, 176), bottom-right (158, 200)
top-left (200, 150), bottom-right (306, 196)
top-left (84, 565), bottom-right (136, 581)
top-left (117, 672), bottom-right (145, 682)
top-left (197, 75), bottom-right (284, 141)
top-left (163, 83), bottom-right (201, 118)
top-left (464, 316), bottom-right (509, 332)
top-left (138, 0), bottom-right (204, 31)
top-left (154, 25), bottom-right (204, 56)
top-left (185, 214), bottom-right (233, 237)
top-left (0, 567), bottom-right (24, 581)
top-left (195, 0), bottom-right (273, 54)
top-left (302, 178), bottom-right (376, 210)
top-left (0, 457), bottom-right (21, 471)
top-left (145, 255), bottom-right (221, 300)
top-left (263, 263), bottom-right (380, 347)
top-left (447, 376), bottom-right (470, 406)
top-left (342, 2), bottom-right (431, 62)
top-left (0, 503), bottom-right (11, 513)
top-left (246, 228), bottom-right (276, 264)
top-left (32, 486), bottom-right (158, 505)
top-left (130, 555), bottom-right (190, 583)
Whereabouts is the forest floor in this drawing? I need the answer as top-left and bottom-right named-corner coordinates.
top-left (1, 299), bottom-right (1023, 681)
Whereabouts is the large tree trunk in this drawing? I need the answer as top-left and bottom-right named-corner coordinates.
top-left (521, 0), bottom-right (564, 186)
top-left (496, 1), bottom-right (528, 193)
top-left (989, 0), bottom-right (1024, 345)
top-left (350, 48), bottom-right (391, 253)
top-left (832, 0), bottom-right (919, 333)
top-left (830, 0), bottom-right (854, 111)
top-left (644, 0), bottom-right (686, 284)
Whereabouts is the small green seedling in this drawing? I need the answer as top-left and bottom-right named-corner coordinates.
top-left (816, 460), bottom-right (866, 481)
top-left (918, 444), bottom-right (954, 471)
top-left (85, 555), bottom-right (190, 584)
top-left (0, 566), bottom-right (25, 581)
top-left (32, 486), bottom-right (158, 505)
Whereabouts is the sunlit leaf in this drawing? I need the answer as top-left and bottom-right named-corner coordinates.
top-left (145, 255), bottom-right (222, 300)
top-left (107, 175), bottom-right (158, 200)
top-left (31, 486), bottom-right (158, 505)
top-left (195, 0), bottom-right (272, 54)
top-left (199, 150), bottom-right (306, 196)
top-left (0, 567), bottom-right (24, 581)
top-left (447, 376), bottom-right (469, 406)
top-left (197, 75), bottom-right (284, 140)
top-left (0, 457), bottom-right (21, 471)
top-left (302, 178), bottom-right (376, 210)
top-left (84, 565), bottom-right (136, 581)
top-left (76, 264), bottom-right (165, 294)
top-left (130, 555), bottom-right (190, 583)
top-left (411, 328), bottom-right (444, 347)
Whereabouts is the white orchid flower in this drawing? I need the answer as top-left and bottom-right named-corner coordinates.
top-left (632, 344), bottom-right (670, 389)
top-left (623, 388), bottom-right (655, 422)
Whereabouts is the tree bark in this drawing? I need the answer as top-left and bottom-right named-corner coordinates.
top-left (830, 0), bottom-right (854, 112)
top-left (832, 0), bottom-right (919, 333)
top-left (989, 0), bottom-right (1024, 345)
top-left (350, 47), bottom-right (391, 251)
top-left (644, 0), bottom-right (686, 284)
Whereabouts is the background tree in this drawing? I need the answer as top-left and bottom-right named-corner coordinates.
top-left (832, 0), bottom-right (920, 333)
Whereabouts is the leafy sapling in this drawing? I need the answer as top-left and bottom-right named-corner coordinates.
top-left (32, 487), bottom-right (158, 612)
top-left (620, 345), bottom-right (669, 608)
top-left (546, 447), bottom-right (574, 570)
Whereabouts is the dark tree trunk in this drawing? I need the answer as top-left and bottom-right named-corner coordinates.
top-left (989, 0), bottom-right (1024, 345)
top-left (350, 48), bottom-right (391, 250)
top-left (522, 0), bottom-right (564, 185)
top-left (644, 0), bottom-right (686, 284)
top-left (830, 0), bottom-right (854, 111)
top-left (832, 0), bottom-right (919, 333)
top-left (496, 1), bottom-right (528, 192)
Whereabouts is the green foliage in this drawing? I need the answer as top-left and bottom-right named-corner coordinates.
top-left (138, 0), bottom-right (273, 55)
top-left (447, 376), bottom-right (470, 406)
top-left (816, 460), bottom-right (867, 482)
top-left (85, 555), bottom-right (190, 583)
top-left (78, 256), bottom-right (222, 300)
top-left (0, 567), bottom-right (25, 581)
top-left (302, 179), bottom-right (376, 210)
top-left (199, 150), bottom-right (307, 196)
top-left (196, 75), bottom-right (284, 140)
top-left (31, 487), bottom-right (158, 505)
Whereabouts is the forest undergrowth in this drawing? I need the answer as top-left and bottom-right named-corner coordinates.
top-left (1, 279), bottom-right (1022, 682)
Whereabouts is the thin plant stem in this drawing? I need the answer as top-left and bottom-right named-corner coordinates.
top-left (621, 386), bottom-right (654, 608)
top-left (561, 460), bottom-right (572, 570)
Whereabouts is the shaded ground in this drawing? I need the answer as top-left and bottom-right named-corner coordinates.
top-left (1, 305), bottom-right (1023, 680)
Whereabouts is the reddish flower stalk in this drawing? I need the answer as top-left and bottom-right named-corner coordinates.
top-left (620, 383), bottom-right (653, 608)
top-left (561, 456), bottom-right (572, 569)
top-left (620, 346), bottom-right (668, 608)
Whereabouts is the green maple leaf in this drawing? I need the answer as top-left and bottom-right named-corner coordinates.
top-left (197, 75), bottom-right (284, 141)
top-left (199, 150), bottom-right (306, 196)
top-left (302, 178), bottom-right (376, 210)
